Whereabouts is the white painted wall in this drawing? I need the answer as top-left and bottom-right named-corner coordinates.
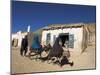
top-left (12, 32), bottom-right (27, 47)
top-left (41, 27), bottom-right (83, 52)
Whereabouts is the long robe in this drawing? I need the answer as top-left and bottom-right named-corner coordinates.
top-left (48, 37), bottom-right (64, 58)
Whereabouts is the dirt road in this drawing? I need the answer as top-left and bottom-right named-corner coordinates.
top-left (11, 46), bottom-right (96, 74)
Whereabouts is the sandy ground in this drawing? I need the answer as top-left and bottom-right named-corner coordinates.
top-left (11, 46), bottom-right (96, 74)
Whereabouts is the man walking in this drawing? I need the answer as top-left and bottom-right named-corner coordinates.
top-left (20, 35), bottom-right (28, 56)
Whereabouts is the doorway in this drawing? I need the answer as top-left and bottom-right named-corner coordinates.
top-left (59, 33), bottom-right (69, 47)
top-left (59, 33), bottom-right (74, 48)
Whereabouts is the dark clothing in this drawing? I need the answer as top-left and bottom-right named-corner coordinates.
top-left (20, 37), bottom-right (28, 56)
top-left (61, 56), bottom-right (69, 66)
top-left (22, 38), bottom-right (28, 47)
top-left (48, 37), bottom-right (64, 58)
top-left (20, 46), bottom-right (27, 56)
top-left (60, 56), bottom-right (74, 67)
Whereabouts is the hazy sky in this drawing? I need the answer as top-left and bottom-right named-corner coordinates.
top-left (12, 1), bottom-right (96, 33)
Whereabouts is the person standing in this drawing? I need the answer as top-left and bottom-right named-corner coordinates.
top-left (20, 35), bottom-right (28, 56)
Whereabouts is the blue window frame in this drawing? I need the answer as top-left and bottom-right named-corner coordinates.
top-left (46, 33), bottom-right (51, 45)
top-left (68, 34), bottom-right (74, 48)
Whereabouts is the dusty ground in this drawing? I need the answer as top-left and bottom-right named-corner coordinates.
top-left (11, 46), bottom-right (96, 74)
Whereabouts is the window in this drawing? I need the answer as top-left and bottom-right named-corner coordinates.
top-left (53, 35), bottom-right (56, 44)
top-left (68, 34), bottom-right (74, 48)
top-left (46, 33), bottom-right (51, 45)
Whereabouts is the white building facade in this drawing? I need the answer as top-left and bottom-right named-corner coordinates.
top-left (41, 24), bottom-right (85, 52)
top-left (12, 31), bottom-right (28, 47)
top-left (12, 25), bottom-right (30, 47)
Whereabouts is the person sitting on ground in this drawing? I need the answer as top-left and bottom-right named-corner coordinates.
top-left (60, 55), bottom-right (73, 67)
top-left (53, 55), bottom-right (74, 67)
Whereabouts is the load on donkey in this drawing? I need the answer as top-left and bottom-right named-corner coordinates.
top-left (28, 34), bottom-right (52, 60)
